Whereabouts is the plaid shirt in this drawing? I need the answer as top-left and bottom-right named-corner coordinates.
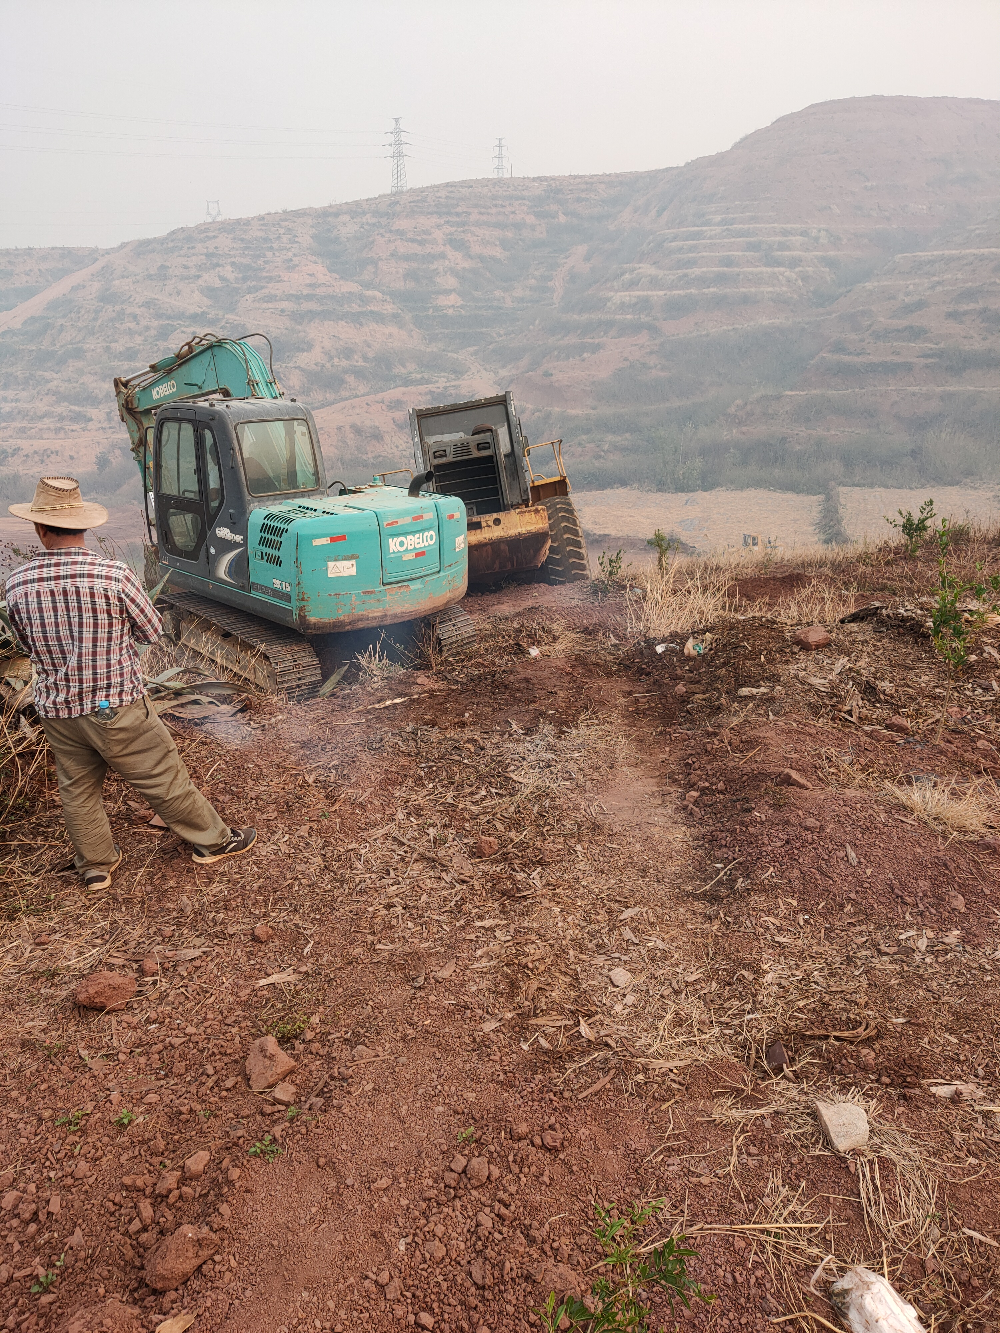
top-left (5, 549), bottom-right (162, 719)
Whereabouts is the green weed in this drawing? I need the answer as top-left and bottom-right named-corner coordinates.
top-left (30, 1255), bottom-right (63, 1294)
top-left (113, 1109), bottom-right (136, 1129)
top-left (247, 1135), bottom-right (282, 1164)
top-left (55, 1110), bottom-right (86, 1132)
top-left (538, 1199), bottom-right (712, 1331)
top-left (268, 1014), bottom-right (308, 1042)
top-left (286, 1106), bottom-right (301, 1121)
top-left (457, 1126), bottom-right (475, 1144)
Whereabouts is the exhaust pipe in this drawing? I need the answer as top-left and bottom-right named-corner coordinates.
top-left (408, 469), bottom-right (434, 498)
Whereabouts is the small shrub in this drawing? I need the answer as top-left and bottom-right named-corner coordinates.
top-left (538, 1198), bottom-right (712, 1331)
top-left (113, 1109), bottom-right (136, 1129)
top-left (646, 529), bottom-right (673, 573)
top-left (595, 548), bottom-right (631, 598)
top-left (885, 498), bottom-right (935, 555)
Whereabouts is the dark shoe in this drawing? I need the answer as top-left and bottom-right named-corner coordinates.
top-left (81, 846), bottom-right (122, 892)
top-left (191, 827), bottom-right (257, 865)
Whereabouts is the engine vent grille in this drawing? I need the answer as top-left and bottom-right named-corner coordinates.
top-left (450, 442), bottom-right (472, 459)
top-left (255, 510), bottom-right (298, 566)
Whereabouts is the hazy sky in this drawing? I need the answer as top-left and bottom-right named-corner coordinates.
top-left (2, 0), bottom-right (998, 251)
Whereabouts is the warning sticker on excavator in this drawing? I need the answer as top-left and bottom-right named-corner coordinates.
top-left (327, 560), bottom-right (357, 577)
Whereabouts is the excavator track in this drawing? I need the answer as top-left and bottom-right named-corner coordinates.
top-left (432, 605), bottom-right (476, 656)
top-left (159, 592), bottom-right (322, 698)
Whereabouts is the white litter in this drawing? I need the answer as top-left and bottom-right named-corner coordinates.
top-left (829, 1266), bottom-right (926, 1332)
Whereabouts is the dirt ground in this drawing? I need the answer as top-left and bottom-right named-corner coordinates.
top-left (2, 545), bottom-right (1000, 1333)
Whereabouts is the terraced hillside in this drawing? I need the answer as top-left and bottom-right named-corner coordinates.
top-left (0, 95), bottom-right (996, 509)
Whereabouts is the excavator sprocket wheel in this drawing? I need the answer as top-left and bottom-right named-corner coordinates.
top-left (543, 497), bottom-right (590, 584)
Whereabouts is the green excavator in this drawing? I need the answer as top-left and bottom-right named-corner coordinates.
top-left (113, 333), bottom-right (473, 694)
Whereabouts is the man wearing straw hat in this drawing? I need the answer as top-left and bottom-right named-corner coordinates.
top-left (6, 476), bottom-right (256, 891)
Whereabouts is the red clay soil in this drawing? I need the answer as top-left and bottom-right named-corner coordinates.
top-left (2, 578), bottom-right (999, 1333)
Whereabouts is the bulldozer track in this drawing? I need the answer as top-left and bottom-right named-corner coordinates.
top-left (543, 497), bottom-right (590, 584)
top-left (160, 592), bottom-right (322, 698)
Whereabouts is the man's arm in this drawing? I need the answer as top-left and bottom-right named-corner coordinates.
top-left (2, 592), bottom-right (32, 656)
top-left (118, 566), bottom-right (163, 646)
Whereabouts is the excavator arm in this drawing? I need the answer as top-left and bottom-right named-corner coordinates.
top-left (114, 332), bottom-right (282, 489)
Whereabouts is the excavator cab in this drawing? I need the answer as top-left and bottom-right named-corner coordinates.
top-left (150, 397), bottom-right (326, 597)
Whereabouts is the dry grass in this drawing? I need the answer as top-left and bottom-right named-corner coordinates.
top-left (625, 560), bottom-right (737, 637)
top-left (355, 635), bottom-right (404, 684)
top-left (770, 577), bottom-right (857, 626)
top-left (883, 776), bottom-right (999, 835)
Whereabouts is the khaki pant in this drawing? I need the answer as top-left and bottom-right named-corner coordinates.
top-left (41, 695), bottom-right (230, 875)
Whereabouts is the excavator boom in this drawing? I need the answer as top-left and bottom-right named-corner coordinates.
top-left (114, 333), bottom-right (281, 487)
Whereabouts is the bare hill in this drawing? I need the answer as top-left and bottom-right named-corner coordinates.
top-left (0, 95), bottom-right (996, 509)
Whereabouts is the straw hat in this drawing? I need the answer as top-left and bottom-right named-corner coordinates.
top-left (9, 476), bottom-right (108, 529)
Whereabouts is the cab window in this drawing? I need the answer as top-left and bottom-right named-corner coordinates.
top-left (236, 419), bottom-right (319, 496)
top-left (204, 426), bottom-right (223, 520)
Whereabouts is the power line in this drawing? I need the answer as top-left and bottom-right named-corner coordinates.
top-left (0, 100), bottom-right (384, 135)
top-left (385, 117), bottom-right (410, 194)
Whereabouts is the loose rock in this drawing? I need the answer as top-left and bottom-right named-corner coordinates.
top-left (794, 625), bottom-right (833, 650)
top-left (609, 967), bottom-right (633, 988)
top-left (510, 1122), bottom-right (530, 1141)
top-left (777, 768), bottom-right (813, 790)
top-left (416, 1315), bottom-right (435, 1330)
top-left (534, 1261), bottom-right (583, 1301)
top-left (140, 956), bottom-right (158, 978)
top-left (470, 1260), bottom-right (486, 1287)
top-left (73, 971), bottom-right (137, 1011)
top-left (271, 1081), bottom-right (296, 1106)
top-left (885, 715), bottom-right (911, 735)
top-left (766, 1039), bottom-right (790, 1073)
top-left (144, 1224), bottom-right (220, 1291)
top-left (155, 1170), bottom-right (181, 1196)
top-left (245, 1034), bottom-right (297, 1091)
top-left (475, 836), bottom-right (499, 858)
top-left (450, 1154), bottom-right (468, 1175)
top-left (465, 1157), bottom-right (489, 1188)
top-left (183, 1151), bottom-right (211, 1180)
top-left (815, 1100), bottom-right (869, 1153)
top-left (253, 923), bottom-right (275, 943)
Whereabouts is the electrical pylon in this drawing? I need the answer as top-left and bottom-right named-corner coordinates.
top-left (385, 118), bottom-right (410, 194)
top-left (205, 200), bottom-right (222, 222)
top-left (492, 138), bottom-right (508, 178)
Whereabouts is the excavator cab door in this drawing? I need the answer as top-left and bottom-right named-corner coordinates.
top-left (154, 412), bottom-right (225, 581)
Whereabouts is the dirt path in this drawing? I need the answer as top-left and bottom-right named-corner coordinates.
top-left (2, 575), bottom-right (999, 1333)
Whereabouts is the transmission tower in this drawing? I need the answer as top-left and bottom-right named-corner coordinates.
top-left (492, 138), bottom-right (509, 178)
top-left (205, 200), bottom-right (222, 222)
top-left (385, 118), bottom-right (410, 194)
